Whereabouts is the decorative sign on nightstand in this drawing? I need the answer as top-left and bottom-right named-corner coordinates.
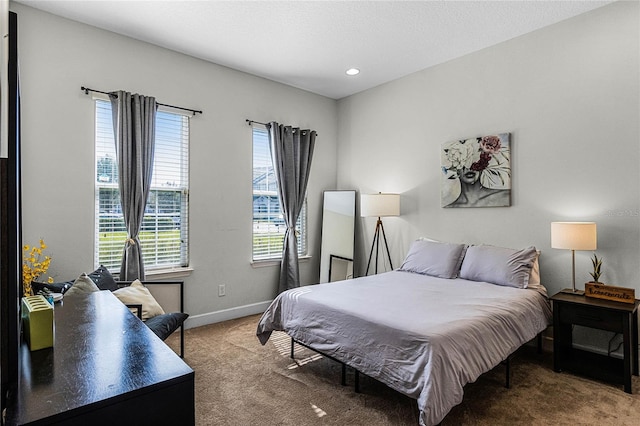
top-left (584, 282), bottom-right (636, 304)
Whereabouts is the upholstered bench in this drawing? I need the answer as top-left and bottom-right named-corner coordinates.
top-left (115, 280), bottom-right (187, 358)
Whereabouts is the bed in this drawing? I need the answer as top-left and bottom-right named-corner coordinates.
top-left (256, 240), bottom-right (552, 426)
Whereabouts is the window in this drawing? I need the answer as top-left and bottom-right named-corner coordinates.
top-left (95, 99), bottom-right (189, 272)
top-left (252, 126), bottom-right (307, 261)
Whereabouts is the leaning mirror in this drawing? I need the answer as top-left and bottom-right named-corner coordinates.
top-left (319, 190), bottom-right (356, 283)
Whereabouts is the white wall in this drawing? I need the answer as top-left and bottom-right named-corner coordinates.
top-left (12, 3), bottom-right (338, 326)
top-left (338, 1), bottom-right (640, 297)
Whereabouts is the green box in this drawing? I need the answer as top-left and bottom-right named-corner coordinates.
top-left (21, 295), bottom-right (54, 351)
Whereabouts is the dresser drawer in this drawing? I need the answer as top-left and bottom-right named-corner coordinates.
top-left (559, 304), bottom-right (622, 332)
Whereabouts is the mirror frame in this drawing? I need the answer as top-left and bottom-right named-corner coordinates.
top-left (319, 190), bottom-right (356, 283)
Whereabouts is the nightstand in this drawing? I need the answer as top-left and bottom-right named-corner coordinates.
top-left (551, 291), bottom-right (639, 393)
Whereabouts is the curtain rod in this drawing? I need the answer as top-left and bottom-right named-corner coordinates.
top-left (81, 86), bottom-right (203, 115)
top-left (246, 119), bottom-right (318, 136)
top-left (246, 119), bottom-right (268, 127)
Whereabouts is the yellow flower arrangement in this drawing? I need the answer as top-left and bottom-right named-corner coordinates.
top-left (22, 239), bottom-right (53, 296)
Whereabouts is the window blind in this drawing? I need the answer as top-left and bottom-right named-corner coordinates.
top-left (252, 126), bottom-right (306, 260)
top-left (94, 99), bottom-right (189, 271)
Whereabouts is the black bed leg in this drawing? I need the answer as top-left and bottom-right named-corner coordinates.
top-left (537, 332), bottom-right (543, 354)
top-left (290, 338), bottom-right (294, 359)
top-left (505, 357), bottom-right (511, 389)
top-left (341, 363), bottom-right (346, 386)
top-left (355, 369), bottom-right (360, 393)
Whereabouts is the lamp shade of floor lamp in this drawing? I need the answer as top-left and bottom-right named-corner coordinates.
top-left (551, 221), bottom-right (597, 294)
top-left (361, 193), bottom-right (400, 275)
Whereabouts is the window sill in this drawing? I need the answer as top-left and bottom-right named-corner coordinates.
top-left (144, 266), bottom-right (194, 280)
top-left (251, 255), bottom-right (311, 269)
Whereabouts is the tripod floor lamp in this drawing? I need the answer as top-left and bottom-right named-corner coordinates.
top-left (361, 193), bottom-right (400, 275)
top-left (551, 221), bottom-right (597, 294)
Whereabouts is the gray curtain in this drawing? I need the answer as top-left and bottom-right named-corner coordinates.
top-left (267, 122), bottom-right (316, 293)
top-left (110, 91), bottom-right (156, 280)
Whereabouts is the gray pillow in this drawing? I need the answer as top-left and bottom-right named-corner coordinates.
top-left (400, 239), bottom-right (468, 279)
top-left (64, 273), bottom-right (100, 297)
top-left (459, 245), bottom-right (538, 288)
top-left (145, 312), bottom-right (189, 341)
top-left (88, 265), bottom-right (118, 291)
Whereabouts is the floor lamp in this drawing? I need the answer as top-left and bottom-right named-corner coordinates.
top-left (361, 193), bottom-right (400, 275)
top-left (551, 221), bottom-right (597, 294)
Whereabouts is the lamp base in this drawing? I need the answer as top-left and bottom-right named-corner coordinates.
top-left (559, 288), bottom-right (585, 295)
top-left (365, 217), bottom-right (393, 276)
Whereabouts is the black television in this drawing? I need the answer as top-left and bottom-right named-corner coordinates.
top-left (1, 10), bottom-right (21, 415)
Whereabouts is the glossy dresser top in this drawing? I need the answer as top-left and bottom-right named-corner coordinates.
top-left (8, 290), bottom-right (193, 424)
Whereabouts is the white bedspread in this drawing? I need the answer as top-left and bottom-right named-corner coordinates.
top-left (256, 270), bottom-right (552, 426)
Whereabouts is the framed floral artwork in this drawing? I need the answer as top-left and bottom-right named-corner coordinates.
top-left (441, 133), bottom-right (511, 208)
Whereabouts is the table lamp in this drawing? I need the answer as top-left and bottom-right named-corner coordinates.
top-left (551, 221), bottom-right (597, 294)
top-left (361, 193), bottom-right (400, 275)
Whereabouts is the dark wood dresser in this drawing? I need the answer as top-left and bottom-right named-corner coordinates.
top-left (5, 291), bottom-right (194, 425)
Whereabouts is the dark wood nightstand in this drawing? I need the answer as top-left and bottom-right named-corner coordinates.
top-left (551, 291), bottom-right (639, 393)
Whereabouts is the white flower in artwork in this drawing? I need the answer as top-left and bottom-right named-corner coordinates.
top-left (441, 139), bottom-right (477, 171)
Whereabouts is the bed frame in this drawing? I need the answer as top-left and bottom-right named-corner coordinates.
top-left (289, 333), bottom-right (543, 393)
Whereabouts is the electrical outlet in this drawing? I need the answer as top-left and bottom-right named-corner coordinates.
top-left (218, 284), bottom-right (226, 297)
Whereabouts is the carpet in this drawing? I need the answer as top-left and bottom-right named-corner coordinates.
top-left (165, 314), bottom-right (640, 425)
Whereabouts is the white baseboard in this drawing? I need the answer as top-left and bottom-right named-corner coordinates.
top-left (183, 300), bottom-right (273, 329)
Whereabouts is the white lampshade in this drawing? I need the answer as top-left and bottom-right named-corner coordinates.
top-left (551, 222), bottom-right (597, 250)
top-left (360, 193), bottom-right (400, 218)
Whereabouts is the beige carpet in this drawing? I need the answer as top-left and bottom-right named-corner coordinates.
top-left (165, 314), bottom-right (640, 425)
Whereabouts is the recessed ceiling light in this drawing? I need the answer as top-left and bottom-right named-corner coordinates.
top-left (345, 68), bottom-right (360, 76)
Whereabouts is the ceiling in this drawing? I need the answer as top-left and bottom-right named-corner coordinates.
top-left (17, 0), bottom-right (614, 100)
